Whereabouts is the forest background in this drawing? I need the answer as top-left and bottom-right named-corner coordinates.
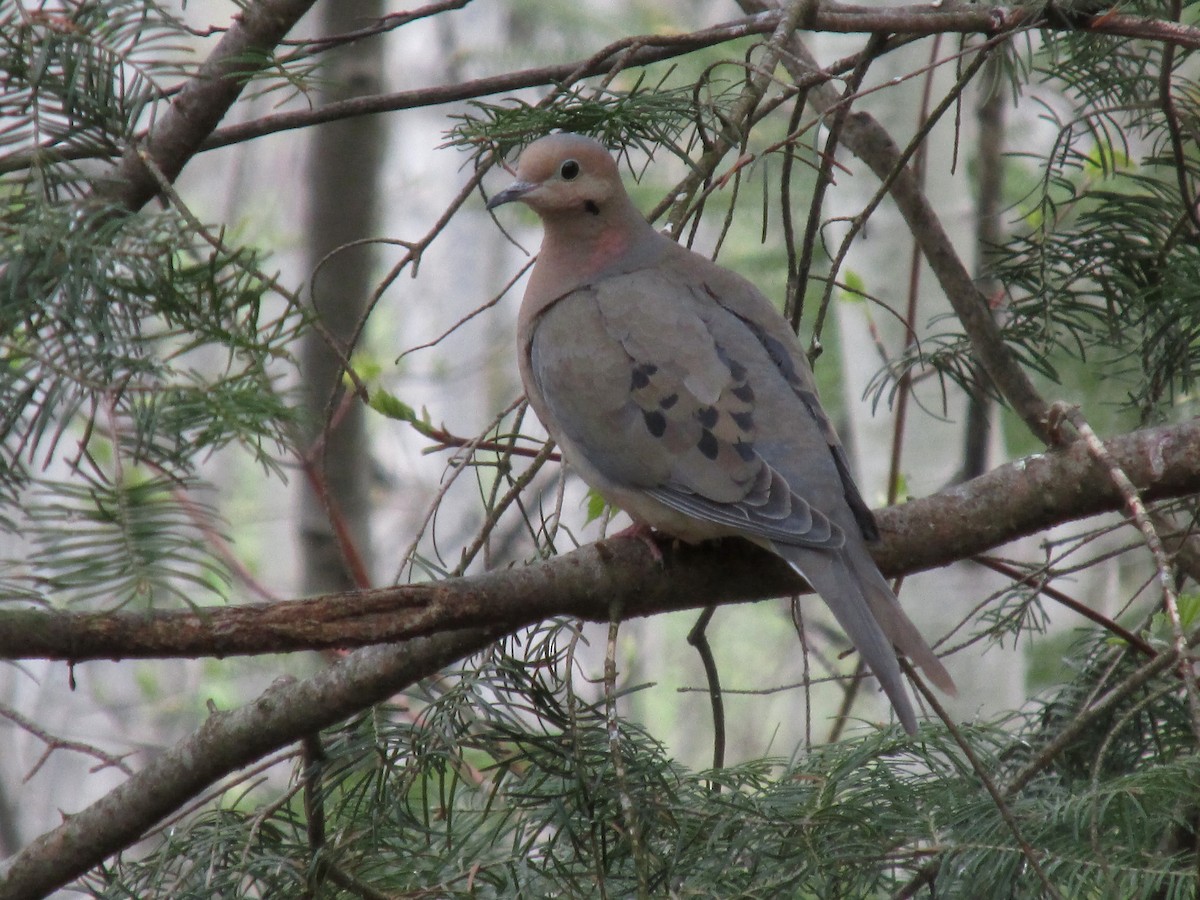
top-left (2, 0), bottom-right (1200, 896)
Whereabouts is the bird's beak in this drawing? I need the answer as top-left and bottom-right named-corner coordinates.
top-left (486, 180), bottom-right (536, 210)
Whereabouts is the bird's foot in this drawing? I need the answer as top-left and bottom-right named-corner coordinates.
top-left (607, 521), bottom-right (665, 564)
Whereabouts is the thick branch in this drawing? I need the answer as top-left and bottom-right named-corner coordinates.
top-left (1, 419), bottom-right (1196, 899)
top-left (1, 418), bottom-right (1196, 662)
top-left (0, 628), bottom-right (499, 900)
top-left (179, 5), bottom-right (1200, 152)
top-left (94, 0), bottom-right (317, 211)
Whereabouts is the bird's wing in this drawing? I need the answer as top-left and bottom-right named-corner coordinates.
top-left (526, 263), bottom-right (846, 550)
top-left (668, 250), bottom-right (883, 541)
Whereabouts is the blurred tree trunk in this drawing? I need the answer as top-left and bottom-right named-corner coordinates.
top-left (299, 1), bottom-right (385, 594)
top-left (962, 54), bottom-right (1005, 483)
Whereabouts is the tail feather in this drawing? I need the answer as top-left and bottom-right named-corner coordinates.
top-left (775, 542), bottom-right (918, 734)
top-left (774, 540), bottom-right (957, 734)
top-left (844, 539), bottom-right (957, 697)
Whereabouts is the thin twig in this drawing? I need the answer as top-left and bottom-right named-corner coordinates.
top-left (904, 660), bottom-right (1069, 900)
top-left (1157, 0), bottom-right (1200, 235)
top-left (974, 556), bottom-right (1156, 657)
top-left (824, 658), bottom-right (866, 744)
top-left (791, 32), bottom-right (887, 335)
top-left (302, 732), bottom-right (328, 899)
top-left (1056, 403), bottom-right (1200, 743)
top-left (686, 606), bottom-right (726, 781)
top-left (604, 604), bottom-right (648, 899)
top-left (1005, 644), bottom-right (1186, 797)
top-left (392, 396), bottom-right (525, 583)
top-left (0, 704), bottom-right (133, 780)
top-left (885, 34), bottom-right (941, 502)
top-left (813, 41), bottom-right (995, 348)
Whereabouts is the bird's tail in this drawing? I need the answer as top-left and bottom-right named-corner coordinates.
top-left (773, 540), bottom-right (955, 735)
top-left (845, 536), bottom-right (957, 696)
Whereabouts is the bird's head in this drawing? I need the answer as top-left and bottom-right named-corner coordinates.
top-left (487, 134), bottom-right (623, 218)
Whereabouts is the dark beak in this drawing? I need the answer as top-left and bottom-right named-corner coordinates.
top-left (486, 181), bottom-right (536, 210)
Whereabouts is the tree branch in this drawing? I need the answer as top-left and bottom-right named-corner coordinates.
top-left (94, 0), bottom-right (318, 212)
top-left (9, 3), bottom-right (1200, 177)
top-left (147, 4), bottom-right (1200, 154)
top-left (0, 628), bottom-right (500, 900)
top-left (2, 418), bottom-right (1196, 898)
top-left (1, 418), bottom-right (1196, 662)
top-left (749, 14), bottom-right (1057, 442)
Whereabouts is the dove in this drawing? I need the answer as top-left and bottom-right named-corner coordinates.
top-left (487, 133), bottom-right (954, 733)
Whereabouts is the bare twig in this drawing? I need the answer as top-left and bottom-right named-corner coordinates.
top-left (1157, 0), bottom-right (1200, 236)
top-left (885, 34), bottom-right (942, 504)
top-left (824, 658), bottom-right (867, 744)
top-left (0, 704), bottom-right (133, 780)
top-left (974, 555), bottom-right (1156, 658)
top-left (744, 9), bottom-right (1057, 443)
top-left (687, 606), bottom-right (726, 780)
top-left (604, 605), bottom-right (648, 899)
top-left (790, 32), bottom-right (888, 334)
top-left (1056, 403), bottom-right (1200, 743)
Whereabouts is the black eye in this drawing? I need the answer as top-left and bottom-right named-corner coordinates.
top-left (560, 159), bottom-right (580, 180)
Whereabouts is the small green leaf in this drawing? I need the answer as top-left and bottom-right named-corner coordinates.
top-left (1177, 592), bottom-right (1200, 629)
top-left (351, 353), bottom-right (384, 382)
top-left (1144, 593), bottom-right (1200, 648)
top-left (840, 270), bottom-right (867, 302)
top-left (368, 387), bottom-right (419, 424)
top-left (584, 489), bottom-right (609, 524)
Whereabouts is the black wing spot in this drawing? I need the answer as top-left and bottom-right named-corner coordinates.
top-left (630, 363), bottom-right (658, 391)
top-left (714, 338), bottom-right (748, 381)
top-left (731, 411), bottom-right (754, 432)
top-left (696, 406), bottom-right (719, 428)
top-left (643, 410), bottom-right (667, 437)
top-left (659, 393), bottom-right (679, 409)
top-left (734, 440), bottom-right (756, 461)
top-left (732, 383), bottom-right (754, 404)
top-left (727, 310), bottom-right (805, 392)
top-left (698, 429), bottom-right (719, 460)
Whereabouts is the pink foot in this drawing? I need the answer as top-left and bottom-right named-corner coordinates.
top-left (608, 521), bottom-right (665, 564)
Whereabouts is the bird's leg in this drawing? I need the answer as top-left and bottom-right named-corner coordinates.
top-left (606, 520), bottom-right (665, 563)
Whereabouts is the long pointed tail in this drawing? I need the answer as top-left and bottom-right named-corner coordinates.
top-left (773, 541), bottom-right (955, 734)
top-left (843, 537), bottom-right (956, 697)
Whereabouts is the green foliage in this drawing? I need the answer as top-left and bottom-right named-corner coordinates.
top-left (25, 472), bottom-right (230, 607)
top-left (93, 625), bottom-right (1200, 898)
top-left (0, 2), bottom-right (305, 608)
top-left (3, 2), bottom-right (1200, 898)
top-left (584, 487), bottom-right (609, 524)
top-left (863, 30), bottom-right (1200, 424)
top-left (0, 1), bottom-right (190, 191)
top-left (445, 75), bottom-right (723, 163)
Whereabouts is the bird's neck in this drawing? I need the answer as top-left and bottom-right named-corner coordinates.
top-left (532, 202), bottom-right (662, 298)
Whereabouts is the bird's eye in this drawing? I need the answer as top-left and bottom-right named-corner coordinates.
top-left (559, 159), bottom-right (580, 180)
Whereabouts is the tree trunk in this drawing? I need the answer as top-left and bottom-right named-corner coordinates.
top-left (299, 1), bottom-right (385, 595)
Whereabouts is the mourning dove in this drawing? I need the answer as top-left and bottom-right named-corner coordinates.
top-left (488, 133), bottom-right (954, 733)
